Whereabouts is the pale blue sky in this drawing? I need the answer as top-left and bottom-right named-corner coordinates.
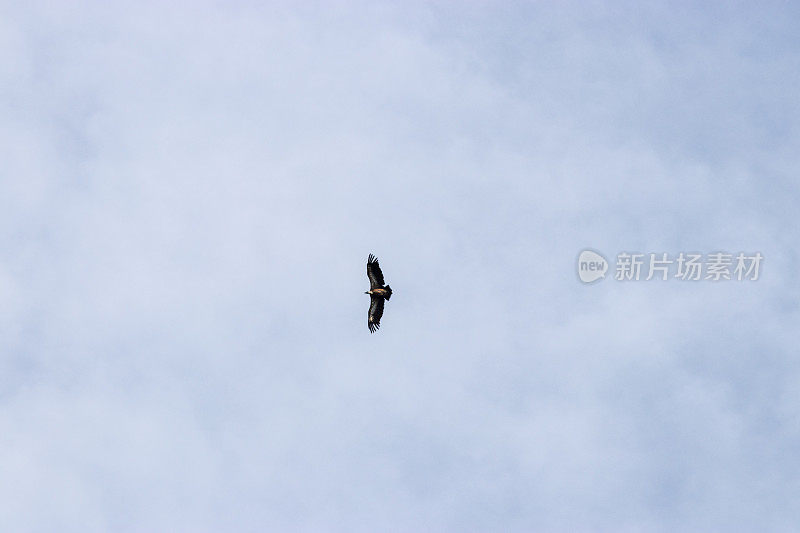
top-left (1, 2), bottom-right (799, 531)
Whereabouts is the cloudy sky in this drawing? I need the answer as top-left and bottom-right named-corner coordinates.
top-left (1, 1), bottom-right (799, 531)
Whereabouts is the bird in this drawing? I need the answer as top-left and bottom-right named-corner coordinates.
top-left (365, 254), bottom-right (392, 333)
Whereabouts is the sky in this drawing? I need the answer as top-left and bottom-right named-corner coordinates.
top-left (1, 1), bottom-right (799, 531)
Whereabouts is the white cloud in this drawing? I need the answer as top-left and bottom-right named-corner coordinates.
top-left (0, 1), bottom-right (798, 531)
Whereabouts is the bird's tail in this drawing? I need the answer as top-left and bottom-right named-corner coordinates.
top-left (384, 285), bottom-right (392, 300)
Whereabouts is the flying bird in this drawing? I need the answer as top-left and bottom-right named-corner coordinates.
top-left (365, 254), bottom-right (392, 333)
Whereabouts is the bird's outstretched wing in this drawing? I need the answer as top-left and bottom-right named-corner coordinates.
top-left (368, 295), bottom-right (384, 333)
top-left (367, 254), bottom-right (385, 289)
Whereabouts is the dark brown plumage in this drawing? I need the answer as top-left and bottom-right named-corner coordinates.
top-left (365, 254), bottom-right (392, 333)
